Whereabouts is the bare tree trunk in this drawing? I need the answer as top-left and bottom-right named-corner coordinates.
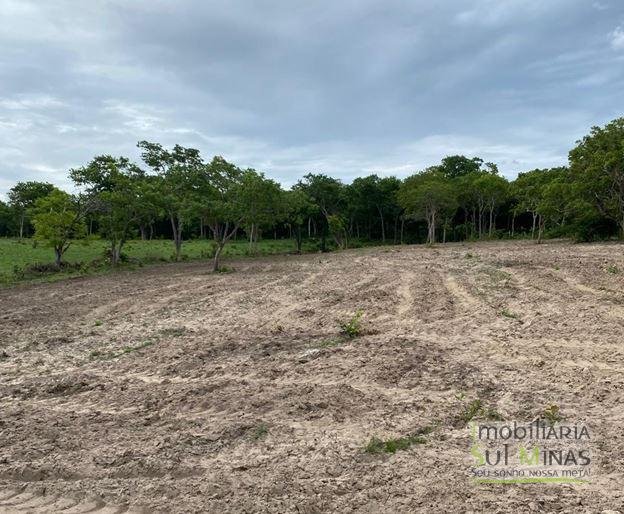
top-left (212, 243), bottom-right (224, 272)
top-left (377, 206), bottom-right (385, 243)
top-left (170, 214), bottom-right (183, 261)
top-left (18, 212), bottom-right (25, 241)
top-left (400, 217), bottom-right (405, 244)
top-left (393, 214), bottom-right (399, 244)
top-left (489, 206), bottom-right (494, 237)
top-left (531, 212), bottom-right (537, 239)
top-left (54, 247), bottom-right (62, 268)
top-left (511, 213), bottom-right (515, 237)
top-left (537, 216), bottom-right (545, 244)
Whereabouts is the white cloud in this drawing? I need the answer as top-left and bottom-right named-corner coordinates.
top-left (611, 26), bottom-right (624, 50)
top-left (0, 95), bottom-right (65, 110)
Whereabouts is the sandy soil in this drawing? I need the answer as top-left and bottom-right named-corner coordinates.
top-left (1, 240), bottom-right (623, 513)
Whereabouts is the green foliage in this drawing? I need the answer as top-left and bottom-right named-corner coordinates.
top-left (458, 399), bottom-right (503, 424)
top-left (543, 404), bottom-right (562, 425)
top-left (30, 190), bottom-right (87, 266)
top-left (89, 340), bottom-right (154, 360)
top-left (251, 423), bottom-right (269, 440)
top-left (7, 181), bottom-right (56, 238)
top-left (398, 170), bottom-right (457, 244)
top-left (570, 117), bottom-right (624, 236)
top-left (364, 427), bottom-right (432, 454)
top-left (339, 310), bottom-right (364, 338)
top-left (500, 308), bottom-right (519, 319)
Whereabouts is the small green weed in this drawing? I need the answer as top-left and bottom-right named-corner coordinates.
top-left (251, 423), bottom-right (269, 440)
top-left (89, 340), bottom-right (153, 361)
top-left (500, 308), bottom-right (519, 319)
top-left (543, 404), bottom-right (562, 425)
top-left (458, 399), bottom-right (503, 424)
top-left (364, 427), bottom-right (432, 454)
top-left (340, 310), bottom-right (364, 338)
top-left (159, 326), bottom-right (187, 337)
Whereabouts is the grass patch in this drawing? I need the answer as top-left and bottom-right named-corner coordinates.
top-left (316, 338), bottom-right (343, 349)
top-left (607, 265), bottom-right (620, 274)
top-left (458, 399), bottom-right (503, 424)
top-left (500, 308), bottom-right (519, 319)
top-left (339, 310), bottom-right (364, 338)
top-left (251, 423), bottom-right (269, 440)
top-left (89, 340), bottom-right (154, 361)
top-left (364, 427), bottom-right (432, 454)
top-left (543, 404), bottom-right (563, 425)
top-left (159, 326), bottom-right (187, 337)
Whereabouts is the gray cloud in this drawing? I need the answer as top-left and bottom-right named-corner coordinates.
top-left (1, 0), bottom-right (623, 197)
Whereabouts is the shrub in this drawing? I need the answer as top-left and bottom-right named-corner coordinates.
top-left (339, 310), bottom-right (364, 338)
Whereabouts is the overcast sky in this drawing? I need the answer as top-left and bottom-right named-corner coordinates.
top-left (1, 0), bottom-right (623, 197)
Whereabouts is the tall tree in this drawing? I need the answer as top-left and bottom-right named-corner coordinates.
top-left (284, 189), bottom-right (317, 253)
top-left (201, 156), bottom-right (244, 271)
top-left (296, 173), bottom-right (345, 249)
top-left (569, 117), bottom-right (624, 237)
top-left (398, 170), bottom-right (457, 244)
top-left (138, 141), bottom-right (204, 260)
top-left (438, 155), bottom-right (484, 179)
top-left (71, 156), bottom-right (145, 266)
top-left (30, 189), bottom-right (86, 267)
top-left (7, 181), bottom-right (56, 239)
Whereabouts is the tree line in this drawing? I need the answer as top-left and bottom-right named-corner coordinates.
top-left (1, 117), bottom-right (623, 271)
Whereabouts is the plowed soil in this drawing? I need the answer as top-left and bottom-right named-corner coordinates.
top-left (1, 240), bottom-right (623, 513)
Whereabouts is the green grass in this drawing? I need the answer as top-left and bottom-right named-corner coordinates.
top-left (458, 399), bottom-right (503, 424)
top-left (0, 237), bottom-right (320, 285)
top-left (364, 427), bottom-right (433, 454)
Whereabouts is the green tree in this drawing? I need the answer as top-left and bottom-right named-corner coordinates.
top-left (569, 117), bottom-right (624, 237)
top-left (284, 189), bottom-right (317, 253)
top-left (296, 173), bottom-right (345, 250)
top-left (71, 155), bottom-right (145, 266)
top-left (8, 181), bottom-right (56, 239)
top-left (236, 170), bottom-right (284, 254)
top-left (473, 173), bottom-right (509, 237)
top-left (138, 141), bottom-right (204, 261)
top-left (201, 156), bottom-right (244, 271)
top-left (398, 170), bottom-right (457, 244)
top-left (30, 189), bottom-right (86, 267)
top-left (349, 175), bottom-right (401, 243)
top-left (0, 200), bottom-right (13, 237)
top-left (438, 155), bottom-right (484, 179)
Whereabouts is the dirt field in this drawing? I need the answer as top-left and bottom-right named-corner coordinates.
top-left (1, 240), bottom-right (623, 513)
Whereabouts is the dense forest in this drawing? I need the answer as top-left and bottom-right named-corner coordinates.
top-left (1, 117), bottom-right (623, 271)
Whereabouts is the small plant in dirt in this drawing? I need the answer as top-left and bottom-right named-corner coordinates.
top-left (159, 326), bottom-right (186, 337)
top-left (317, 337), bottom-right (342, 349)
top-left (543, 404), bottom-right (562, 425)
top-left (251, 423), bottom-right (269, 440)
top-left (606, 265), bottom-right (620, 274)
top-left (94, 320), bottom-right (103, 327)
top-left (364, 427), bottom-right (432, 454)
top-left (339, 310), bottom-right (364, 338)
top-left (500, 308), bottom-right (518, 320)
top-left (89, 340), bottom-right (153, 360)
top-left (458, 399), bottom-right (503, 424)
